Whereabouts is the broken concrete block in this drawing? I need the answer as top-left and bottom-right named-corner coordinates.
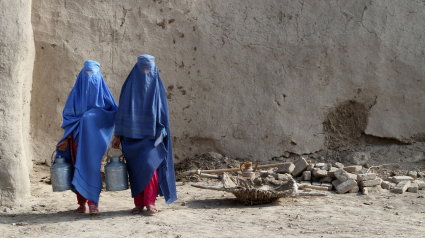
top-left (358, 178), bottom-right (382, 188)
top-left (355, 168), bottom-right (369, 175)
top-left (362, 185), bottom-right (381, 195)
top-left (291, 157), bottom-right (309, 177)
top-left (334, 169), bottom-right (351, 183)
top-left (407, 171), bottom-right (417, 180)
top-left (417, 180), bottom-right (425, 190)
top-left (394, 181), bottom-right (411, 194)
top-left (343, 165), bottom-right (363, 173)
top-left (348, 173), bottom-right (358, 181)
top-left (357, 173), bottom-right (377, 181)
top-left (336, 178), bottom-right (357, 194)
top-left (392, 176), bottom-right (414, 183)
top-left (381, 181), bottom-right (396, 190)
top-left (315, 163), bottom-right (330, 171)
top-left (333, 162), bottom-right (344, 169)
top-left (332, 179), bottom-right (341, 189)
top-left (275, 173), bottom-right (292, 181)
top-left (313, 169), bottom-right (328, 178)
top-left (349, 185), bottom-right (359, 193)
top-left (407, 182), bottom-right (419, 193)
top-left (305, 163), bottom-right (315, 171)
top-left (319, 176), bottom-right (333, 183)
top-left (302, 171), bottom-right (311, 181)
top-left (276, 163), bottom-right (295, 174)
top-left (327, 167), bottom-right (338, 178)
top-left (407, 184), bottom-right (419, 193)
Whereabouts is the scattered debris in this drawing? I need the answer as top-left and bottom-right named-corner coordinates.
top-left (181, 153), bottom-right (425, 204)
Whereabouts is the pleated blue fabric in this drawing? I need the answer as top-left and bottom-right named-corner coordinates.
top-left (115, 55), bottom-right (177, 204)
top-left (57, 60), bottom-right (117, 205)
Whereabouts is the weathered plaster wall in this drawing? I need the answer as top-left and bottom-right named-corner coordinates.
top-left (0, 0), bottom-right (34, 205)
top-left (30, 0), bottom-right (425, 164)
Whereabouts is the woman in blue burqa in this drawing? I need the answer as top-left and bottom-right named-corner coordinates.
top-left (56, 60), bottom-right (117, 214)
top-left (112, 54), bottom-right (177, 215)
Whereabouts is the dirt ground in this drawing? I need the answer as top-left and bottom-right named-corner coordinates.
top-left (1, 161), bottom-right (425, 238)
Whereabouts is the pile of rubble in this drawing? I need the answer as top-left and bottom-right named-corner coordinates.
top-left (259, 156), bottom-right (425, 195)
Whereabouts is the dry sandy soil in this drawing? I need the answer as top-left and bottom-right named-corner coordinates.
top-left (1, 163), bottom-right (425, 238)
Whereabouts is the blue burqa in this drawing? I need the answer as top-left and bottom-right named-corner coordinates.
top-left (57, 60), bottom-right (117, 205)
top-left (115, 55), bottom-right (177, 204)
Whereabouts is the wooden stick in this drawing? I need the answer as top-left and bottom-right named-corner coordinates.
top-left (186, 162), bottom-right (292, 176)
top-left (297, 191), bottom-right (327, 196)
top-left (199, 173), bottom-right (222, 179)
top-left (191, 184), bottom-right (225, 191)
top-left (298, 184), bottom-right (329, 191)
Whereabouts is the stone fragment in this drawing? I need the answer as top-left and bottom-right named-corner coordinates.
top-left (327, 167), bottom-right (338, 178)
top-left (305, 163), bottom-right (315, 171)
top-left (275, 173), bottom-right (292, 181)
top-left (417, 180), bottom-right (425, 190)
top-left (394, 181), bottom-right (411, 194)
top-left (385, 176), bottom-right (393, 181)
top-left (312, 182), bottom-right (322, 186)
top-left (345, 152), bottom-right (370, 165)
top-left (276, 163), bottom-right (295, 174)
top-left (333, 162), bottom-right (344, 169)
top-left (291, 157), bottom-right (309, 177)
top-left (407, 171), bottom-right (417, 180)
top-left (315, 163), bottom-right (329, 171)
top-left (381, 181), bottom-right (396, 190)
top-left (392, 176), bottom-right (414, 183)
top-left (362, 186), bottom-right (381, 195)
top-left (4, 208), bottom-right (9, 213)
top-left (355, 168), bottom-right (369, 175)
top-left (319, 176), bottom-right (333, 183)
top-left (302, 171), bottom-right (311, 181)
top-left (357, 173), bottom-right (377, 181)
top-left (332, 180), bottom-right (341, 189)
top-left (358, 178), bottom-right (382, 188)
top-left (407, 182), bottom-right (418, 193)
top-left (343, 166), bottom-right (363, 173)
top-left (348, 173), bottom-right (357, 181)
top-left (336, 178), bottom-right (357, 194)
top-left (349, 185), bottom-right (359, 193)
top-left (313, 169), bottom-right (328, 178)
top-left (334, 169), bottom-right (351, 182)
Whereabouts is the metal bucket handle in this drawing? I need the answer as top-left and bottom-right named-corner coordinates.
top-left (106, 147), bottom-right (125, 163)
top-left (51, 149), bottom-right (57, 165)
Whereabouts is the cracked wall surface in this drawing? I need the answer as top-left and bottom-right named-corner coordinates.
top-left (29, 0), bottom-right (425, 165)
top-left (0, 0), bottom-right (34, 205)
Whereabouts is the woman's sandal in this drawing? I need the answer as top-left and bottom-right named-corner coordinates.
top-left (76, 204), bottom-right (86, 213)
top-left (131, 206), bottom-right (144, 214)
top-left (88, 205), bottom-right (99, 215)
top-left (146, 205), bottom-right (158, 216)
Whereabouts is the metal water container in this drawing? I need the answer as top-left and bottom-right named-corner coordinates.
top-left (50, 155), bottom-right (74, 192)
top-left (105, 149), bottom-right (129, 191)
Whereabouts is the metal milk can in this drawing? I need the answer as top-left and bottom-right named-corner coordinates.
top-left (240, 161), bottom-right (259, 179)
top-left (105, 148), bottom-right (129, 191)
top-left (50, 152), bottom-right (74, 192)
